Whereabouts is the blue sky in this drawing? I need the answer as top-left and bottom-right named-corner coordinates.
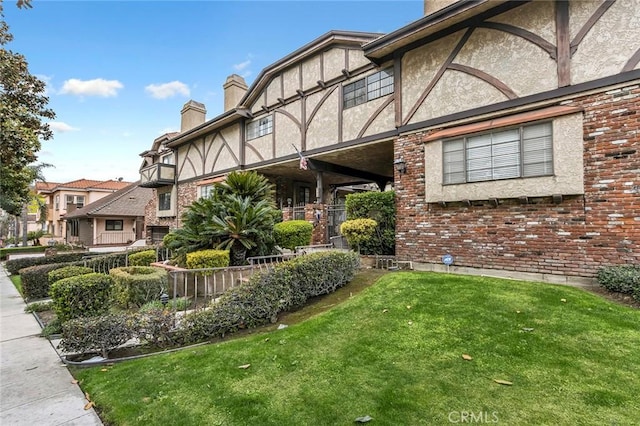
top-left (4, 0), bottom-right (422, 184)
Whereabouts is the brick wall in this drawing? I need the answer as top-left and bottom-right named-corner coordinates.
top-left (143, 182), bottom-right (198, 242)
top-left (395, 84), bottom-right (640, 277)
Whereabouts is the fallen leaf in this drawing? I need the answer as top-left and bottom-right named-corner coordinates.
top-left (142, 397), bottom-right (151, 403)
top-left (83, 401), bottom-right (94, 410)
top-left (522, 327), bottom-right (534, 332)
top-left (561, 298), bottom-right (567, 303)
top-left (493, 379), bottom-right (513, 386)
top-left (238, 364), bottom-right (251, 369)
top-left (355, 415), bottom-right (373, 423)
top-left (71, 379), bottom-right (78, 384)
top-left (516, 310), bottom-right (521, 314)
top-left (406, 305), bottom-right (411, 309)
top-left (264, 338), bottom-right (270, 342)
top-left (408, 321), bottom-right (413, 325)
top-left (382, 309), bottom-right (389, 313)
top-left (461, 354), bottom-right (473, 361)
top-left (100, 368), bottom-right (108, 372)
top-left (84, 392), bottom-right (91, 402)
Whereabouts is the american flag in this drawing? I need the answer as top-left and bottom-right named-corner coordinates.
top-left (299, 156), bottom-right (308, 170)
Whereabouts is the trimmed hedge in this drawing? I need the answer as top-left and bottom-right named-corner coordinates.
top-left (340, 219), bottom-right (378, 251)
top-left (597, 265), bottom-right (640, 295)
top-left (128, 250), bottom-right (157, 266)
top-left (109, 266), bottom-right (168, 308)
top-left (50, 273), bottom-right (113, 323)
top-left (48, 266), bottom-right (94, 285)
top-left (345, 191), bottom-right (395, 255)
top-left (273, 220), bottom-right (313, 250)
top-left (59, 313), bottom-right (134, 358)
top-left (6, 251), bottom-right (88, 275)
top-left (178, 250), bottom-right (360, 344)
top-left (20, 262), bottom-right (83, 300)
top-left (186, 250), bottom-right (230, 270)
top-left (0, 246), bottom-right (47, 260)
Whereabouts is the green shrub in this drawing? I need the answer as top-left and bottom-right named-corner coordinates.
top-left (0, 246), bottom-right (47, 261)
top-left (128, 250), bottom-right (157, 266)
top-left (345, 191), bottom-right (395, 255)
top-left (6, 251), bottom-right (88, 275)
top-left (274, 220), bottom-right (313, 250)
top-left (48, 266), bottom-right (94, 285)
top-left (59, 313), bottom-right (134, 358)
top-left (597, 265), bottom-right (640, 294)
top-left (178, 251), bottom-right (360, 344)
top-left (186, 250), bottom-right (230, 270)
top-left (50, 273), bottom-right (113, 323)
top-left (132, 310), bottom-right (177, 349)
top-left (340, 218), bottom-right (378, 251)
top-left (25, 300), bottom-right (53, 313)
top-left (20, 262), bottom-right (84, 300)
top-left (109, 266), bottom-right (168, 308)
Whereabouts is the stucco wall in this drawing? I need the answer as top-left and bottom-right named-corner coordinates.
top-left (305, 89), bottom-right (340, 151)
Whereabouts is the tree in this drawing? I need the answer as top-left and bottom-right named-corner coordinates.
top-left (0, 11), bottom-right (55, 216)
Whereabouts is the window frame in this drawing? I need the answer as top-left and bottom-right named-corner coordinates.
top-left (246, 115), bottom-right (273, 140)
top-left (158, 192), bottom-right (171, 211)
top-left (442, 121), bottom-right (554, 185)
top-left (343, 67), bottom-right (394, 109)
top-left (105, 220), bottom-right (123, 231)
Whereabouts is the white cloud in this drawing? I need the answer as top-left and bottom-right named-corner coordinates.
top-left (145, 81), bottom-right (190, 99)
top-left (60, 78), bottom-right (123, 97)
top-left (48, 121), bottom-right (79, 133)
top-left (233, 59), bottom-right (251, 72)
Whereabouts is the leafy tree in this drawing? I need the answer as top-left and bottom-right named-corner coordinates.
top-left (0, 12), bottom-right (55, 216)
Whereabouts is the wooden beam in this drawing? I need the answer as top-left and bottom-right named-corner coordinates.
top-left (556, 0), bottom-right (571, 87)
top-left (307, 159), bottom-right (392, 189)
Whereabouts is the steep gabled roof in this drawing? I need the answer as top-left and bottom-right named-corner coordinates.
top-left (64, 182), bottom-right (153, 219)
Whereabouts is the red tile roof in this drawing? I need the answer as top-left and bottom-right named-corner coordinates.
top-left (36, 179), bottom-right (132, 193)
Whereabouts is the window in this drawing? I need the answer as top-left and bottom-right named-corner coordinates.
top-left (343, 67), bottom-right (394, 109)
top-left (105, 220), bottom-right (123, 231)
top-left (69, 220), bottom-right (79, 237)
top-left (76, 196), bottom-right (85, 208)
top-left (65, 195), bottom-right (85, 208)
top-left (158, 192), bottom-right (171, 211)
top-left (162, 153), bottom-right (174, 164)
top-left (55, 195), bottom-right (60, 211)
top-left (246, 115), bottom-right (273, 140)
top-left (199, 184), bottom-right (214, 199)
top-left (443, 122), bottom-right (553, 185)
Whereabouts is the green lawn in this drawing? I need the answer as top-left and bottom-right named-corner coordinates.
top-left (73, 272), bottom-right (640, 425)
top-left (9, 275), bottom-right (22, 296)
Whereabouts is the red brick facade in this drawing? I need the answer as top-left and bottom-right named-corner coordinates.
top-left (144, 182), bottom-right (198, 242)
top-left (395, 84), bottom-right (640, 277)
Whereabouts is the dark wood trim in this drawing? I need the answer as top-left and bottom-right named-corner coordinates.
top-left (394, 53), bottom-right (403, 127)
top-left (177, 144), bottom-right (197, 179)
top-left (477, 21), bottom-right (556, 59)
top-left (399, 69), bottom-right (640, 134)
top-left (301, 93), bottom-right (307, 151)
top-left (280, 74), bottom-right (284, 99)
top-left (212, 132), bottom-right (239, 170)
top-left (178, 166), bottom-right (240, 185)
top-left (272, 111), bottom-right (276, 159)
top-left (298, 64), bottom-right (303, 91)
top-left (555, 0), bottom-right (571, 87)
top-left (305, 86), bottom-right (338, 130)
top-left (622, 47), bottom-right (640, 72)
top-left (320, 51), bottom-right (324, 82)
top-left (239, 118), bottom-right (245, 166)
top-left (344, 48), bottom-right (349, 72)
top-left (357, 95), bottom-right (395, 139)
top-left (273, 109), bottom-right (302, 131)
top-left (338, 84), bottom-right (344, 143)
top-left (570, 0), bottom-right (616, 55)
top-left (447, 63), bottom-right (518, 99)
top-left (366, 1), bottom-right (527, 65)
top-left (245, 143), bottom-right (264, 162)
top-left (403, 27), bottom-right (475, 126)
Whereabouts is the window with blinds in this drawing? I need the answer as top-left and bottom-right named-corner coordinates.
top-left (443, 122), bottom-right (553, 184)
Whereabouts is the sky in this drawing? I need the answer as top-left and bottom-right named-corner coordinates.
top-left (3, 0), bottom-right (423, 184)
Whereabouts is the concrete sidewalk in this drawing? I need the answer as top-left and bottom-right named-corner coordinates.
top-left (0, 264), bottom-right (102, 426)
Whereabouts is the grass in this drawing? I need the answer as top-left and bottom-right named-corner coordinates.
top-left (9, 275), bottom-right (22, 296)
top-left (72, 271), bottom-right (640, 425)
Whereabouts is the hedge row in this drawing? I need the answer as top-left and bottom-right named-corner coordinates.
top-left (273, 220), bottom-right (313, 250)
top-left (109, 266), bottom-right (168, 308)
top-left (50, 273), bottom-right (113, 323)
top-left (185, 249), bottom-right (229, 270)
top-left (128, 250), bottom-right (157, 266)
top-left (5, 252), bottom-right (88, 275)
top-left (597, 265), bottom-right (640, 300)
top-left (21, 262), bottom-right (84, 300)
top-left (178, 250), bottom-right (360, 344)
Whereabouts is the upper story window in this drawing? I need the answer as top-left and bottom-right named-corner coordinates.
top-left (65, 195), bottom-right (85, 208)
top-left (158, 192), bottom-right (171, 211)
top-left (162, 153), bottom-right (174, 164)
top-left (247, 115), bottom-right (273, 140)
top-left (343, 67), bottom-right (394, 109)
top-left (55, 195), bottom-right (60, 211)
top-left (443, 122), bottom-right (553, 185)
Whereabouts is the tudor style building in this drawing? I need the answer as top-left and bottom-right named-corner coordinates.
top-left (141, 0), bottom-right (639, 279)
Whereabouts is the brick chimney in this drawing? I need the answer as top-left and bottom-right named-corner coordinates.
top-left (180, 100), bottom-right (206, 132)
top-left (223, 74), bottom-right (248, 112)
top-left (424, 0), bottom-right (459, 15)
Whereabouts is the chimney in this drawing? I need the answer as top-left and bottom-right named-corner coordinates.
top-left (223, 74), bottom-right (248, 112)
top-left (180, 100), bottom-right (206, 132)
top-left (424, 0), bottom-right (459, 15)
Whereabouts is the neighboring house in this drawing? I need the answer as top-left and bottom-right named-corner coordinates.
top-left (64, 182), bottom-right (153, 246)
top-left (141, 0), bottom-right (639, 278)
top-left (36, 179), bottom-right (132, 238)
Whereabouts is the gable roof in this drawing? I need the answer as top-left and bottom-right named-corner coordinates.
top-left (64, 182), bottom-right (153, 219)
top-left (36, 179), bottom-right (131, 193)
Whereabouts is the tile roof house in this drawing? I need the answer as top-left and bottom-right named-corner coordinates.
top-left (64, 182), bottom-right (153, 246)
top-left (36, 179), bottom-right (132, 239)
top-left (140, 0), bottom-right (639, 281)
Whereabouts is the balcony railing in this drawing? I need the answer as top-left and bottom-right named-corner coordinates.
top-left (95, 232), bottom-right (136, 245)
top-left (139, 163), bottom-right (175, 188)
